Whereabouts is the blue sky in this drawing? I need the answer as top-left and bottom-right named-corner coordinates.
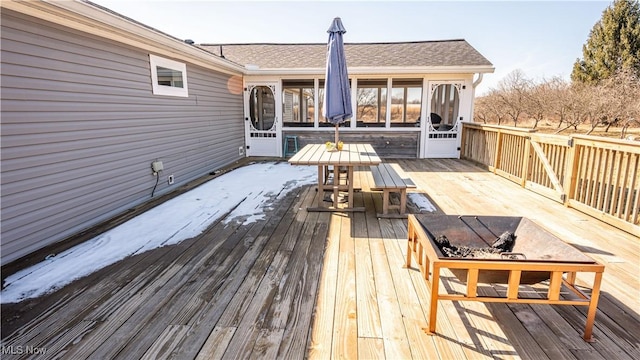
top-left (94, 0), bottom-right (610, 94)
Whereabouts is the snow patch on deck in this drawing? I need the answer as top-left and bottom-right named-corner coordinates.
top-left (1, 162), bottom-right (316, 303)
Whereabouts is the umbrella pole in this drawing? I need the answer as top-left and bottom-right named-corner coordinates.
top-left (335, 124), bottom-right (339, 145)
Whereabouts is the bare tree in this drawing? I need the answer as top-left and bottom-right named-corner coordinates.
top-left (484, 89), bottom-right (509, 125)
top-left (557, 83), bottom-right (590, 133)
top-left (497, 69), bottom-right (529, 127)
top-left (356, 88), bottom-right (378, 120)
top-left (474, 95), bottom-right (490, 123)
top-left (472, 69), bottom-right (637, 136)
top-left (538, 77), bottom-right (570, 130)
top-left (523, 78), bottom-right (558, 129)
top-left (613, 69), bottom-right (640, 138)
top-left (584, 84), bottom-right (613, 134)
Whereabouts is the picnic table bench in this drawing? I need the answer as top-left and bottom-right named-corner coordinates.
top-left (369, 163), bottom-right (416, 218)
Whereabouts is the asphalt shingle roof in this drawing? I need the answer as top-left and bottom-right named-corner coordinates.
top-left (198, 40), bottom-right (493, 70)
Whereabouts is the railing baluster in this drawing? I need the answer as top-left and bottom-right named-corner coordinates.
top-left (622, 154), bottom-right (637, 222)
top-left (462, 124), bottom-right (639, 234)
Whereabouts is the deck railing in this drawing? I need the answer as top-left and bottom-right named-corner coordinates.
top-left (461, 123), bottom-right (640, 236)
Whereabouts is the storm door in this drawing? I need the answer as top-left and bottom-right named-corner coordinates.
top-left (423, 82), bottom-right (463, 158)
top-left (245, 83), bottom-right (281, 157)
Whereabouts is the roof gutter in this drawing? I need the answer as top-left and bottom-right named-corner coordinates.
top-left (472, 73), bottom-right (484, 88)
top-left (243, 65), bottom-right (496, 76)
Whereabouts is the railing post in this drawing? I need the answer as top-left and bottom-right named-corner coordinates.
top-left (460, 123), bottom-right (467, 159)
top-left (563, 136), bottom-right (578, 207)
top-left (493, 130), bottom-right (503, 174)
top-left (520, 137), bottom-right (531, 188)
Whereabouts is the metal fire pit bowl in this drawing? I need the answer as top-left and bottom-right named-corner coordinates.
top-left (406, 214), bottom-right (605, 342)
top-left (414, 214), bottom-right (596, 284)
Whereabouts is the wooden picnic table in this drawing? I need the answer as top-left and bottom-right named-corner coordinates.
top-left (288, 143), bottom-right (381, 211)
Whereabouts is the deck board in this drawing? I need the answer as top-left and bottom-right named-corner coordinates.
top-left (353, 205), bottom-right (383, 339)
top-left (332, 213), bottom-right (358, 359)
top-left (1, 159), bottom-right (638, 360)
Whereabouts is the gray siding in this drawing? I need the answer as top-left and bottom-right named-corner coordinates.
top-left (0, 10), bottom-right (245, 264)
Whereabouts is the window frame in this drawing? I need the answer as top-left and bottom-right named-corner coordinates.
top-left (282, 80), bottom-right (316, 127)
top-left (279, 77), bottom-right (426, 131)
top-left (149, 54), bottom-right (189, 97)
top-left (390, 79), bottom-right (423, 128)
top-left (355, 79), bottom-right (388, 128)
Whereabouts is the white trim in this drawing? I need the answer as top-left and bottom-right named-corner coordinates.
top-left (350, 78), bottom-right (358, 128)
top-left (314, 78), bottom-right (320, 127)
top-left (419, 78), bottom-right (429, 158)
top-left (149, 54), bottom-right (189, 97)
top-left (243, 65), bottom-right (495, 76)
top-left (282, 127), bottom-right (420, 133)
top-left (385, 78), bottom-right (392, 127)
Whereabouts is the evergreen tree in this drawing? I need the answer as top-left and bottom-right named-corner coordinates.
top-left (571, 0), bottom-right (640, 84)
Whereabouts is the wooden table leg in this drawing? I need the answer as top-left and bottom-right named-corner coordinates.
top-left (583, 271), bottom-right (603, 342)
top-left (332, 164), bottom-right (340, 208)
top-left (347, 166), bottom-right (354, 208)
top-left (317, 165), bottom-right (324, 208)
top-left (307, 164), bottom-right (365, 212)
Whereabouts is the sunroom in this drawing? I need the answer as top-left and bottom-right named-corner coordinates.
top-left (200, 42), bottom-right (494, 158)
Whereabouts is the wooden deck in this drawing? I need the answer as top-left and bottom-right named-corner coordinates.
top-left (1, 159), bottom-right (638, 359)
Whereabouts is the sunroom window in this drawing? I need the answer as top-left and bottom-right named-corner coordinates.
top-left (283, 80), bottom-right (315, 127)
top-left (318, 79), bottom-right (353, 127)
top-left (390, 79), bottom-right (422, 128)
top-left (149, 54), bottom-right (188, 97)
top-left (356, 79), bottom-right (387, 127)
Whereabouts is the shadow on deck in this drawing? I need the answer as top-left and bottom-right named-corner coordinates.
top-left (1, 159), bottom-right (638, 359)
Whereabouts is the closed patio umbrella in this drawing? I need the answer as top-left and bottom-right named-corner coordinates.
top-left (323, 17), bottom-right (352, 146)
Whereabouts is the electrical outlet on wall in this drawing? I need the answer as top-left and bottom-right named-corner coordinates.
top-left (238, 146), bottom-right (245, 156)
top-left (151, 161), bottom-right (164, 175)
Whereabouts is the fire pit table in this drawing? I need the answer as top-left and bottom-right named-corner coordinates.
top-left (406, 214), bottom-right (605, 342)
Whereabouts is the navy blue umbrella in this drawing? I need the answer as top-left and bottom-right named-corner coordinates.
top-left (323, 17), bottom-right (352, 146)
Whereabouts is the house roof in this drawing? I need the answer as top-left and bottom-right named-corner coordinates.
top-left (199, 40), bottom-right (494, 74)
top-left (4, 1), bottom-right (493, 76)
top-left (2, 0), bottom-right (246, 75)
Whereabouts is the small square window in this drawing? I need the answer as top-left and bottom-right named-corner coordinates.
top-left (149, 54), bottom-right (188, 97)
